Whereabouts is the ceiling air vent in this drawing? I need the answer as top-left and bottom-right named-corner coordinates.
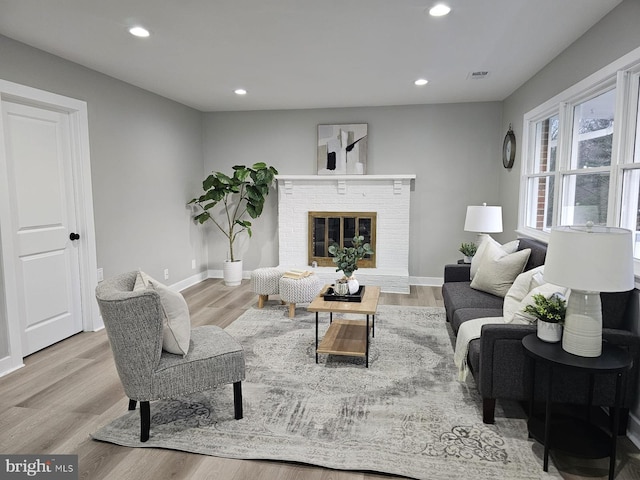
top-left (468, 71), bottom-right (490, 80)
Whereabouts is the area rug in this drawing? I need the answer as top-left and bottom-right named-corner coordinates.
top-left (92, 304), bottom-right (561, 479)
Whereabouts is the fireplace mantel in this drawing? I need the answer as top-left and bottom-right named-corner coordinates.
top-left (275, 174), bottom-right (415, 293)
top-left (276, 174), bottom-right (416, 181)
top-left (276, 175), bottom-right (415, 194)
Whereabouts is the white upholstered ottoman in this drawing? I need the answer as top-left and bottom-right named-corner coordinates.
top-left (279, 274), bottom-right (323, 318)
top-left (250, 267), bottom-right (285, 308)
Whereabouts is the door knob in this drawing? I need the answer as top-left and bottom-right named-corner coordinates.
top-left (69, 232), bottom-right (80, 241)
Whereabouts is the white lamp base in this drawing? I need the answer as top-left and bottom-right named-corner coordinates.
top-left (562, 290), bottom-right (602, 357)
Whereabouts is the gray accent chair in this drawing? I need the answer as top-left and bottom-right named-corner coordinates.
top-left (95, 271), bottom-right (245, 442)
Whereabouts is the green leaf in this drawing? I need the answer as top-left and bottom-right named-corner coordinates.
top-left (216, 172), bottom-right (232, 184)
top-left (246, 185), bottom-right (263, 202)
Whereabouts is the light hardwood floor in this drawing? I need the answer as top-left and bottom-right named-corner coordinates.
top-left (1, 280), bottom-right (639, 479)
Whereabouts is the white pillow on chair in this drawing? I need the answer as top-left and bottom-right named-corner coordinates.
top-left (134, 271), bottom-right (191, 356)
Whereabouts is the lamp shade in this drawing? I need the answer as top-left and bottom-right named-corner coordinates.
top-left (464, 205), bottom-right (503, 233)
top-left (543, 225), bottom-right (634, 292)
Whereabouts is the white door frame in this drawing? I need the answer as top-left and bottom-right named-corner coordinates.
top-left (0, 79), bottom-right (100, 376)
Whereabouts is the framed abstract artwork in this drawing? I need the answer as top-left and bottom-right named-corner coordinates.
top-left (317, 124), bottom-right (368, 175)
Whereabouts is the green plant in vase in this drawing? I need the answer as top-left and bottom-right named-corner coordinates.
top-left (459, 242), bottom-right (477, 263)
top-left (524, 292), bottom-right (567, 343)
top-left (523, 293), bottom-right (567, 324)
top-left (328, 235), bottom-right (374, 295)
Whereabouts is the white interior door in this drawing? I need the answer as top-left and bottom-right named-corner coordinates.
top-left (1, 100), bottom-right (83, 355)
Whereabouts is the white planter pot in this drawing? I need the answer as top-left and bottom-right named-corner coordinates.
top-left (347, 276), bottom-right (360, 294)
top-left (537, 320), bottom-right (562, 343)
top-left (223, 259), bottom-right (243, 287)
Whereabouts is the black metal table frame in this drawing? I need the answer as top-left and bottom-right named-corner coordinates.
top-left (315, 312), bottom-right (375, 367)
top-left (522, 334), bottom-right (632, 480)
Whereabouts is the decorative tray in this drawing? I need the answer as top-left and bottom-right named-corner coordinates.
top-left (322, 285), bottom-right (365, 302)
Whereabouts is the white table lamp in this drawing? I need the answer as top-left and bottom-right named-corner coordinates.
top-left (464, 203), bottom-right (503, 242)
top-left (543, 224), bottom-right (634, 357)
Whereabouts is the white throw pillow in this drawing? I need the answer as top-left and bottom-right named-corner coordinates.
top-left (512, 284), bottom-right (569, 325)
top-left (134, 270), bottom-right (152, 290)
top-left (470, 242), bottom-right (531, 298)
top-left (470, 236), bottom-right (520, 280)
top-left (134, 270), bottom-right (191, 356)
top-left (503, 266), bottom-right (545, 323)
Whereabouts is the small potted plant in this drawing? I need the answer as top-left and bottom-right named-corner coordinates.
top-left (328, 235), bottom-right (374, 295)
top-left (459, 242), bottom-right (477, 263)
top-left (523, 292), bottom-right (567, 343)
top-left (188, 162), bottom-right (278, 286)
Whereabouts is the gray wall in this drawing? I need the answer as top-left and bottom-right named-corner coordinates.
top-left (0, 35), bottom-right (207, 284)
top-left (203, 103), bottom-right (503, 279)
top-left (499, 0), bottom-right (640, 235)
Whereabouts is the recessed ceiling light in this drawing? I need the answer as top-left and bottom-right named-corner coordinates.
top-left (129, 26), bottom-right (150, 38)
top-left (429, 4), bottom-right (451, 16)
top-left (234, 89), bottom-right (247, 95)
top-left (414, 79), bottom-right (429, 86)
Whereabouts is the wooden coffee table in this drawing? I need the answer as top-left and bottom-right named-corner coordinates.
top-left (307, 284), bottom-right (380, 368)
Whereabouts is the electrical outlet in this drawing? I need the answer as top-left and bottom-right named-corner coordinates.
top-left (97, 268), bottom-right (104, 282)
top-left (191, 259), bottom-right (196, 269)
top-left (164, 269), bottom-right (169, 280)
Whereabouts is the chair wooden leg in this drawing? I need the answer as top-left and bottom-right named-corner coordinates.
top-left (483, 398), bottom-right (496, 424)
top-left (258, 294), bottom-right (268, 308)
top-left (233, 382), bottom-right (243, 420)
top-left (140, 401), bottom-right (150, 442)
top-left (288, 303), bottom-right (296, 318)
top-left (128, 399), bottom-right (137, 411)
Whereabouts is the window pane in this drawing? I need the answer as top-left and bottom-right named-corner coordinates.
top-left (621, 169), bottom-right (640, 259)
top-left (571, 89), bottom-right (615, 169)
top-left (561, 173), bottom-right (609, 225)
top-left (328, 217), bottom-right (340, 246)
top-left (313, 218), bottom-right (325, 256)
top-left (533, 115), bottom-right (558, 173)
top-left (344, 218), bottom-right (356, 244)
top-left (358, 218), bottom-right (372, 244)
top-left (525, 176), bottom-right (554, 231)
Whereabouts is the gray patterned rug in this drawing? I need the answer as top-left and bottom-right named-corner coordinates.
top-left (92, 304), bottom-right (560, 479)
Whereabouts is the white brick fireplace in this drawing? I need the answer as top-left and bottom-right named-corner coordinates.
top-left (276, 175), bottom-right (415, 293)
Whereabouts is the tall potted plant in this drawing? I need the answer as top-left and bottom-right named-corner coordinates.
top-left (189, 162), bottom-right (278, 286)
top-left (328, 235), bottom-right (374, 294)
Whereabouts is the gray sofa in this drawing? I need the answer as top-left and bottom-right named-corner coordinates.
top-left (442, 237), bottom-right (640, 427)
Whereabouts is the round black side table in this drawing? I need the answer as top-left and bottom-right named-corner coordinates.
top-left (522, 334), bottom-right (632, 480)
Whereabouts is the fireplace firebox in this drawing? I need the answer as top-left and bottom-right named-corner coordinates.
top-left (308, 211), bottom-right (376, 267)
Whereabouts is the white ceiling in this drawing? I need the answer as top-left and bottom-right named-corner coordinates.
top-left (0, 0), bottom-right (622, 112)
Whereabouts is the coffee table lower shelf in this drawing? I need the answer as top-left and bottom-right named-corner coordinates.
top-left (317, 319), bottom-right (370, 358)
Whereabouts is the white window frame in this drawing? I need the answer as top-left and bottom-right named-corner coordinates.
top-left (519, 45), bottom-right (640, 276)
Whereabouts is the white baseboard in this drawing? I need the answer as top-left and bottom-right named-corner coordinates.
top-left (0, 355), bottom-right (24, 378)
top-left (410, 276), bottom-right (443, 287)
top-left (173, 271), bottom-right (210, 291)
